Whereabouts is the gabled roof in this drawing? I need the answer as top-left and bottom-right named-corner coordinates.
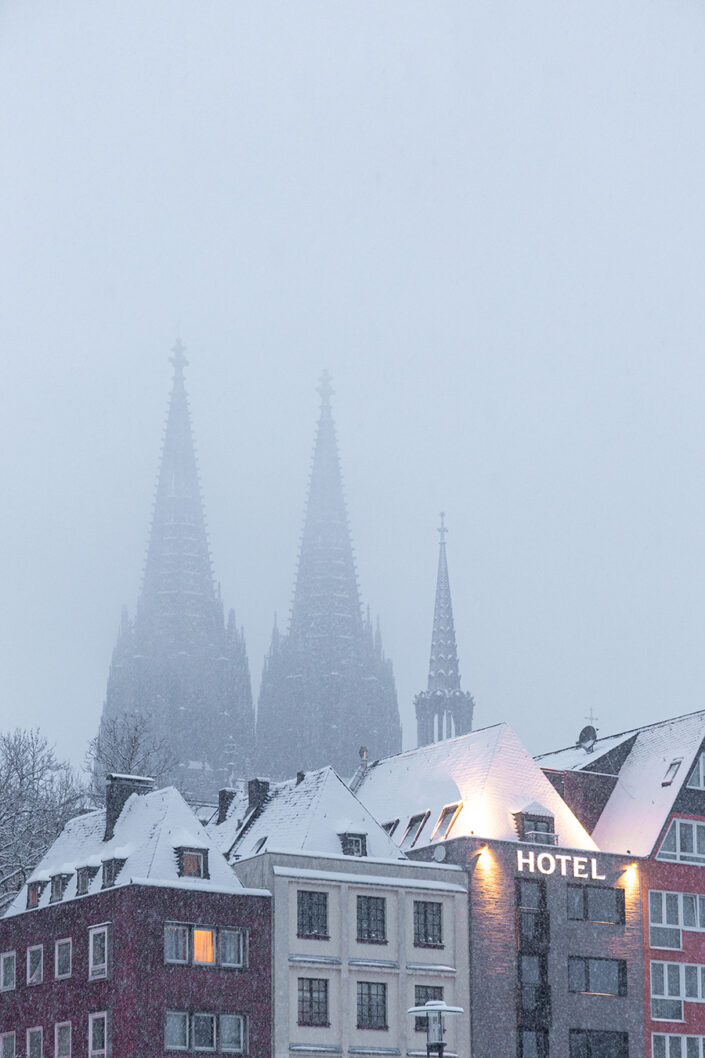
top-left (221, 767), bottom-right (406, 862)
top-left (537, 709), bottom-right (705, 856)
top-left (5, 786), bottom-right (244, 917)
top-left (352, 723), bottom-right (597, 851)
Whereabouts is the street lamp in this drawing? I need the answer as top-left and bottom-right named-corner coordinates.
top-left (407, 1000), bottom-right (464, 1058)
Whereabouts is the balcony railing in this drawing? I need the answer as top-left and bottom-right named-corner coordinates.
top-left (524, 830), bottom-right (559, 846)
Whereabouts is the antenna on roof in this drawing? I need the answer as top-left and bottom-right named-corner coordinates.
top-left (577, 725), bottom-right (597, 753)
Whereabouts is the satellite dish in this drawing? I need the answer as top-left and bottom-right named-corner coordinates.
top-left (433, 844), bottom-right (447, 862)
top-left (577, 725), bottom-right (597, 752)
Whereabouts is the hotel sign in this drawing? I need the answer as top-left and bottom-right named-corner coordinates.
top-left (516, 849), bottom-right (606, 880)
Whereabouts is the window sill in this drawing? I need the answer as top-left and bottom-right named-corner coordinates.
top-left (413, 942), bottom-right (444, 950)
top-left (297, 934), bottom-right (330, 941)
top-left (356, 1025), bottom-right (389, 1032)
top-left (356, 938), bottom-right (388, 945)
top-left (298, 1022), bottom-right (331, 1028)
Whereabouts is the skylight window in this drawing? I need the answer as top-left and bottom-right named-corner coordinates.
top-left (430, 803), bottom-right (462, 842)
top-left (382, 820), bottom-right (399, 837)
top-left (400, 812), bottom-right (430, 851)
top-left (662, 759), bottom-right (683, 787)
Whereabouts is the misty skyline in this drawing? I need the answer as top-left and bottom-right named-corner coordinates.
top-left (2, 2), bottom-right (705, 773)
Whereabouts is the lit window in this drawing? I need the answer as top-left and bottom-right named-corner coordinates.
top-left (687, 751), bottom-right (705, 790)
top-left (413, 901), bottom-right (442, 946)
top-left (220, 1014), bottom-right (245, 1053)
top-left (55, 938), bottom-right (72, 979)
top-left (55, 1022), bottom-right (71, 1058)
top-left (0, 1033), bottom-right (15, 1058)
top-left (193, 1013), bottom-right (216, 1051)
top-left (26, 1028), bottom-right (42, 1058)
top-left (165, 924), bottom-right (189, 964)
top-left (27, 945), bottom-right (43, 985)
top-left (400, 812), bottom-right (430, 850)
top-left (88, 926), bottom-right (109, 979)
top-left (357, 981), bottom-right (387, 1029)
top-left (297, 891), bottom-right (328, 938)
top-left (193, 929), bottom-right (215, 965)
top-left (88, 1013), bottom-right (108, 1058)
top-left (177, 847), bottom-right (209, 878)
top-left (430, 803), bottom-right (462, 842)
top-left (663, 759), bottom-right (683, 787)
top-left (220, 929), bottom-right (245, 967)
top-left (165, 1012), bottom-right (188, 1051)
top-left (0, 952), bottom-right (15, 991)
top-left (568, 956), bottom-right (627, 996)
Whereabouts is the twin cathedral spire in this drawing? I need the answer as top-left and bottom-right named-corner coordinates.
top-left (99, 345), bottom-right (473, 795)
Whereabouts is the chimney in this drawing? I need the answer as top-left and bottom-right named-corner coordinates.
top-left (217, 788), bottom-right (236, 825)
top-left (296, 771), bottom-right (305, 785)
top-left (104, 774), bottom-right (154, 841)
top-left (247, 778), bottom-right (270, 814)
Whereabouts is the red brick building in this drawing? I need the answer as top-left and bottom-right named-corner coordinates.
top-left (0, 775), bottom-right (271, 1058)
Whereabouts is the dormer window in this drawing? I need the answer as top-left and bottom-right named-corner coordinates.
top-left (176, 847), bottom-right (209, 879)
top-left (400, 812), bottom-right (430, 851)
top-left (76, 866), bottom-right (100, 896)
top-left (514, 809), bottom-right (558, 846)
top-left (382, 820), bottom-right (399, 836)
top-left (430, 803), bottom-right (462, 842)
top-left (662, 758), bottom-right (683, 786)
top-left (340, 833), bottom-right (367, 857)
top-left (687, 751), bottom-right (705, 790)
top-left (50, 874), bottom-right (72, 903)
top-left (26, 881), bottom-right (47, 910)
top-left (101, 858), bottom-right (126, 889)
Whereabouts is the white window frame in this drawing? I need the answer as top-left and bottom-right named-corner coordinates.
top-left (164, 923), bottom-right (190, 965)
top-left (658, 818), bottom-right (705, 865)
top-left (0, 1033), bottom-right (15, 1058)
top-left (651, 960), bottom-right (705, 1021)
top-left (88, 924), bottom-right (109, 980)
top-left (54, 1022), bottom-right (71, 1058)
top-left (26, 1027), bottom-right (43, 1058)
top-left (220, 1014), bottom-right (246, 1054)
top-left (88, 1012), bottom-right (108, 1058)
top-left (181, 849), bottom-right (206, 878)
top-left (220, 928), bottom-right (246, 968)
top-left (165, 1011), bottom-right (189, 1052)
top-left (192, 1012), bottom-right (217, 1052)
top-left (652, 1034), bottom-right (705, 1058)
top-left (27, 944), bottom-right (43, 985)
top-left (0, 951), bottom-right (15, 991)
top-left (55, 937), bottom-right (72, 979)
top-left (650, 890), bottom-right (705, 949)
top-left (687, 752), bottom-right (705, 790)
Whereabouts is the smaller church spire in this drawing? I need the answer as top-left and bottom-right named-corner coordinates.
top-left (414, 514), bottom-right (474, 746)
top-left (169, 338), bottom-right (189, 381)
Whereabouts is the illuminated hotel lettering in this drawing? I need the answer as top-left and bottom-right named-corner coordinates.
top-left (516, 850), bottom-right (606, 880)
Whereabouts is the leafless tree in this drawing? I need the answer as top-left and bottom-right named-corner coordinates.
top-left (85, 711), bottom-right (179, 805)
top-left (0, 729), bottom-right (85, 912)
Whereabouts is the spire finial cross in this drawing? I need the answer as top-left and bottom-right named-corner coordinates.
top-left (585, 707), bottom-right (599, 727)
top-left (170, 338), bottom-right (189, 380)
top-left (438, 511), bottom-right (447, 543)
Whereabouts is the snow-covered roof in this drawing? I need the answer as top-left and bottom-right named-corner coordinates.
top-left (538, 710), bottom-right (705, 856)
top-left (5, 785), bottom-right (245, 917)
top-left (221, 767), bottom-right (406, 862)
top-left (352, 723), bottom-right (596, 851)
top-left (534, 729), bottom-right (637, 772)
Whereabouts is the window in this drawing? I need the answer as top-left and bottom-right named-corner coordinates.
top-left (177, 847), bottom-right (209, 879)
top-left (101, 858), bottom-right (125, 888)
top-left (413, 901), bottom-right (442, 946)
top-left (357, 896), bottom-right (386, 942)
top-left (687, 752), bottom-right (705, 790)
top-left (400, 812), bottom-right (430, 850)
top-left (517, 879), bottom-right (548, 948)
top-left (27, 945), bottom-right (43, 985)
top-left (658, 819), bottom-right (705, 864)
top-left (298, 977), bottom-right (329, 1026)
top-left (220, 1015), bottom-right (245, 1053)
top-left (569, 1029), bottom-right (629, 1057)
top-left (88, 1013), bottom-right (108, 1058)
top-left (653, 1035), bottom-right (705, 1058)
top-left (414, 985), bottom-right (443, 1031)
top-left (664, 759), bottom-right (684, 786)
top-left (76, 866), bottom-right (99, 896)
top-left (221, 929), bottom-right (245, 967)
top-left (340, 833), bottom-right (367, 857)
top-left (567, 885), bottom-right (625, 925)
top-left (382, 820), bottom-right (399, 836)
top-left (193, 1013), bottom-right (216, 1051)
top-left (0, 951), bottom-right (15, 991)
top-left (26, 881), bottom-right (46, 909)
top-left (519, 954), bottom-right (548, 1015)
top-left (0, 1034), bottom-right (14, 1058)
top-left (55, 938), bottom-right (72, 979)
top-left (165, 924), bottom-right (190, 964)
top-left (517, 814), bottom-right (558, 846)
top-left (54, 1022), bottom-right (71, 1058)
top-left (430, 803), bottom-right (462, 842)
top-left (650, 890), bottom-right (705, 949)
top-left (651, 961), bottom-right (705, 1020)
top-left (88, 925), bottom-right (109, 979)
top-left (165, 1011), bottom-right (189, 1050)
top-left (520, 1031), bottom-right (549, 1058)
top-left (193, 928), bottom-right (215, 965)
top-left (357, 981), bottom-right (387, 1029)
top-left (297, 890), bottom-right (328, 938)
top-left (26, 1029), bottom-right (42, 1058)
top-left (568, 956), bottom-right (626, 996)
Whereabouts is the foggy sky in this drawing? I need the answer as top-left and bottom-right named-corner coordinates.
top-left (2, 1), bottom-right (705, 774)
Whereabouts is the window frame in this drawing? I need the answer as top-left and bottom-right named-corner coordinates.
top-left (414, 985), bottom-right (443, 1032)
top-left (220, 928), bottom-right (247, 968)
top-left (27, 944), bottom-right (43, 986)
top-left (88, 1012), bottom-right (108, 1058)
top-left (88, 924), bottom-right (109, 980)
top-left (649, 960), bottom-right (705, 1020)
top-left (567, 884), bottom-right (625, 925)
top-left (192, 1012), bottom-right (217, 1052)
top-left (340, 833), bottom-right (367, 857)
top-left (0, 1033), bottom-right (15, 1058)
top-left (0, 951), bottom-right (15, 991)
top-left (297, 890), bottom-right (329, 939)
top-left (220, 1014), bottom-right (246, 1054)
top-left (297, 977), bottom-right (330, 1026)
top-left (687, 751), bottom-right (705, 790)
top-left (76, 866), bottom-right (99, 896)
top-left (657, 818), bottom-right (705, 865)
top-left (55, 937), bottom-right (72, 980)
top-left (357, 895), bottom-right (386, 943)
top-left (54, 1021), bottom-right (71, 1058)
top-left (413, 900), bottom-right (443, 947)
top-left (568, 955), bottom-right (627, 997)
top-left (165, 1011), bottom-right (189, 1052)
top-left (400, 811), bottom-right (430, 850)
top-left (357, 980), bottom-right (388, 1030)
top-left (26, 1028), bottom-right (42, 1058)
top-left (430, 803), bottom-right (462, 842)
top-left (568, 1029), bottom-right (629, 1057)
top-left (26, 881), bottom-right (46, 909)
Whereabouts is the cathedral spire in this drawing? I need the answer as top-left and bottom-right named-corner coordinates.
top-left (256, 375), bottom-right (401, 779)
top-left (415, 515), bottom-right (474, 746)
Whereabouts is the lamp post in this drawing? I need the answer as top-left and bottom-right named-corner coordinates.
top-left (407, 1000), bottom-right (464, 1058)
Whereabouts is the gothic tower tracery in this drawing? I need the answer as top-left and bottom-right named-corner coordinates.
top-left (415, 514), bottom-right (474, 746)
top-left (255, 374), bottom-right (401, 779)
top-left (99, 343), bottom-right (254, 798)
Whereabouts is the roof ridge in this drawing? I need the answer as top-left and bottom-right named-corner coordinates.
top-left (535, 707), bottom-right (705, 761)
